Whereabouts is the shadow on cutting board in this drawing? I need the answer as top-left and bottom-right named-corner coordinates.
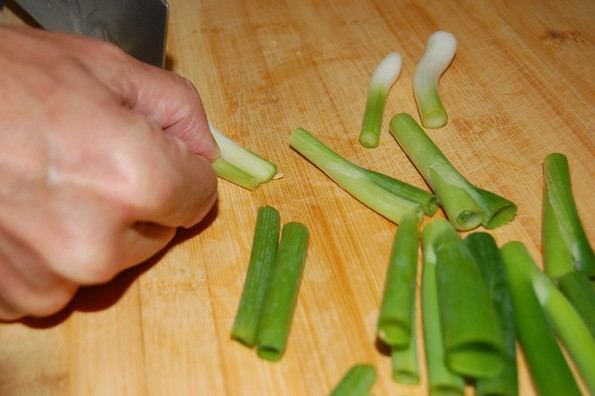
top-left (20, 204), bottom-right (219, 329)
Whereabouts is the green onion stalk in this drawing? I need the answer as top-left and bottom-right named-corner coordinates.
top-left (413, 31), bottom-right (457, 129)
top-left (330, 364), bottom-right (377, 396)
top-left (389, 113), bottom-right (517, 230)
top-left (390, 308), bottom-right (420, 386)
top-left (289, 127), bottom-right (438, 224)
top-left (210, 124), bottom-right (278, 190)
top-left (359, 52), bottom-right (402, 148)
top-left (465, 232), bottom-right (518, 396)
top-left (500, 242), bottom-right (581, 396)
top-left (558, 271), bottom-right (595, 338)
top-left (542, 153), bottom-right (594, 279)
top-left (424, 220), bottom-right (506, 378)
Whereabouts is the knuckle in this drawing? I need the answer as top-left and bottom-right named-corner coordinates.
top-left (27, 286), bottom-right (76, 318)
top-left (65, 234), bottom-right (119, 284)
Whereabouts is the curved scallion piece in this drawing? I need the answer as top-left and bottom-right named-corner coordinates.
top-left (389, 113), bottom-right (517, 230)
top-left (330, 364), bottom-right (377, 396)
top-left (500, 242), bottom-right (581, 396)
top-left (421, 221), bottom-right (465, 396)
top-left (359, 52), bottom-right (403, 148)
top-left (424, 220), bottom-right (506, 378)
top-left (413, 31), bottom-right (457, 129)
top-left (231, 206), bottom-right (280, 347)
top-left (542, 153), bottom-right (594, 279)
top-left (290, 127), bottom-right (437, 223)
top-left (465, 232), bottom-right (518, 396)
top-left (210, 124), bottom-right (278, 190)
top-left (377, 212), bottom-right (420, 347)
top-left (256, 222), bottom-right (309, 362)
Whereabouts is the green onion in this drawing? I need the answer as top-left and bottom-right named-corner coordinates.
top-left (542, 153), bottom-right (594, 278)
top-left (210, 124), bottom-right (278, 190)
top-left (391, 309), bottom-right (420, 385)
top-left (231, 206), bottom-right (280, 347)
top-left (424, 220), bottom-right (505, 378)
top-left (421, 221), bottom-right (465, 396)
top-left (377, 212), bottom-right (420, 347)
top-left (413, 31), bottom-right (457, 129)
top-left (389, 113), bottom-right (517, 230)
top-left (359, 52), bottom-right (402, 148)
top-left (290, 127), bottom-right (438, 223)
top-left (500, 242), bottom-right (581, 396)
top-left (465, 232), bottom-right (518, 396)
top-left (558, 271), bottom-right (595, 338)
top-left (256, 222), bottom-right (309, 362)
top-left (330, 364), bottom-right (377, 396)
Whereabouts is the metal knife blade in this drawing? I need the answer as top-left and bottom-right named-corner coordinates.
top-left (10, 0), bottom-right (168, 67)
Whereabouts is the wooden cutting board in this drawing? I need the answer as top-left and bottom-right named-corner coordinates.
top-left (1, 0), bottom-right (593, 394)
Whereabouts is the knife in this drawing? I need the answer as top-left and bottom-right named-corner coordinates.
top-left (4, 0), bottom-right (168, 67)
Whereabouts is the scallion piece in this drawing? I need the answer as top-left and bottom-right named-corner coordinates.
top-left (210, 124), bottom-right (278, 190)
top-left (389, 113), bottom-right (517, 230)
top-left (391, 310), bottom-right (420, 385)
top-left (330, 364), bottom-right (377, 396)
top-left (359, 52), bottom-right (403, 148)
top-left (231, 206), bottom-right (280, 347)
top-left (377, 212), bottom-right (420, 347)
top-left (558, 271), bottom-right (595, 338)
top-left (413, 31), bottom-right (457, 129)
top-left (424, 220), bottom-right (505, 378)
top-left (542, 153), bottom-right (594, 279)
top-left (256, 222), bottom-right (309, 362)
top-left (421, 221), bottom-right (465, 396)
top-left (465, 232), bottom-right (518, 396)
top-left (290, 127), bottom-right (437, 223)
top-left (500, 242), bottom-right (581, 396)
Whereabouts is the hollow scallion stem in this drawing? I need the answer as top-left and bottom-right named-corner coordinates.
top-left (558, 270), bottom-right (595, 338)
top-left (330, 364), bottom-right (377, 396)
top-left (391, 309), bottom-right (420, 385)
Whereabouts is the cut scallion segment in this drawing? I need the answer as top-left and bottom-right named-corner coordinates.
top-left (465, 232), bottom-right (518, 396)
top-left (558, 271), bottom-right (595, 338)
top-left (210, 124), bottom-right (278, 190)
top-left (290, 127), bottom-right (437, 223)
top-left (500, 242), bottom-right (581, 396)
top-left (377, 212), bottom-right (420, 347)
top-left (389, 113), bottom-right (517, 230)
top-left (231, 206), bottom-right (280, 347)
top-left (413, 31), bottom-right (457, 129)
top-left (256, 222), bottom-right (309, 362)
top-left (421, 222), bottom-right (465, 396)
top-left (359, 52), bottom-right (403, 148)
top-left (424, 220), bottom-right (505, 378)
top-left (391, 310), bottom-right (420, 385)
top-left (330, 364), bottom-right (377, 396)
top-left (542, 153), bottom-right (594, 279)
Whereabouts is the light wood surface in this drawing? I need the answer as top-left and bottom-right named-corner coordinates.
top-left (1, 0), bottom-right (594, 395)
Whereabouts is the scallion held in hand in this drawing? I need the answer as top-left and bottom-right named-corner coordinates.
top-left (389, 113), bottom-right (517, 230)
top-left (413, 31), bottom-right (457, 129)
top-left (330, 364), bottom-right (377, 396)
top-left (359, 52), bottom-right (402, 148)
top-left (256, 222), bottom-right (309, 362)
top-left (500, 242), bottom-right (581, 396)
top-left (231, 206), bottom-right (280, 347)
top-left (290, 127), bottom-right (437, 224)
top-left (210, 124), bottom-right (278, 190)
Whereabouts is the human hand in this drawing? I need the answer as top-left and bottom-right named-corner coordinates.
top-left (0, 25), bottom-right (218, 320)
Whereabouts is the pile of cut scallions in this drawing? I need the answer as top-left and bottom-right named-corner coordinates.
top-left (225, 30), bottom-right (593, 395)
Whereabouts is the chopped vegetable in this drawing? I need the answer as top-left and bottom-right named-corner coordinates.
top-left (389, 113), bottom-right (517, 230)
top-left (256, 222), bottom-right (309, 362)
top-left (210, 124), bottom-right (278, 190)
top-left (377, 212), bottom-right (420, 347)
top-left (558, 271), bottom-right (595, 338)
top-left (231, 206), bottom-right (280, 347)
top-left (290, 127), bottom-right (438, 223)
top-left (413, 31), bottom-right (457, 129)
top-left (500, 242), bottom-right (581, 396)
top-left (330, 364), bottom-right (377, 396)
top-left (391, 311), bottom-right (420, 385)
top-left (465, 232), bottom-right (518, 396)
top-left (421, 221), bottom-right (465, 396)
top-left (424, 220), bottom-right (505, 378)
top-left (359, 52), bottom-right (403, 148)
top-left (542, 153), bottom-right (594, 278)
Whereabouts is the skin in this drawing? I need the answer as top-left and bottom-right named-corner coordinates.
top-left (0, 25), bottom-right (218, 320)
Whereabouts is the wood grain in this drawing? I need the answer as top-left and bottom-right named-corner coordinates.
top-left (1, 0), bottom-right (593, 394)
